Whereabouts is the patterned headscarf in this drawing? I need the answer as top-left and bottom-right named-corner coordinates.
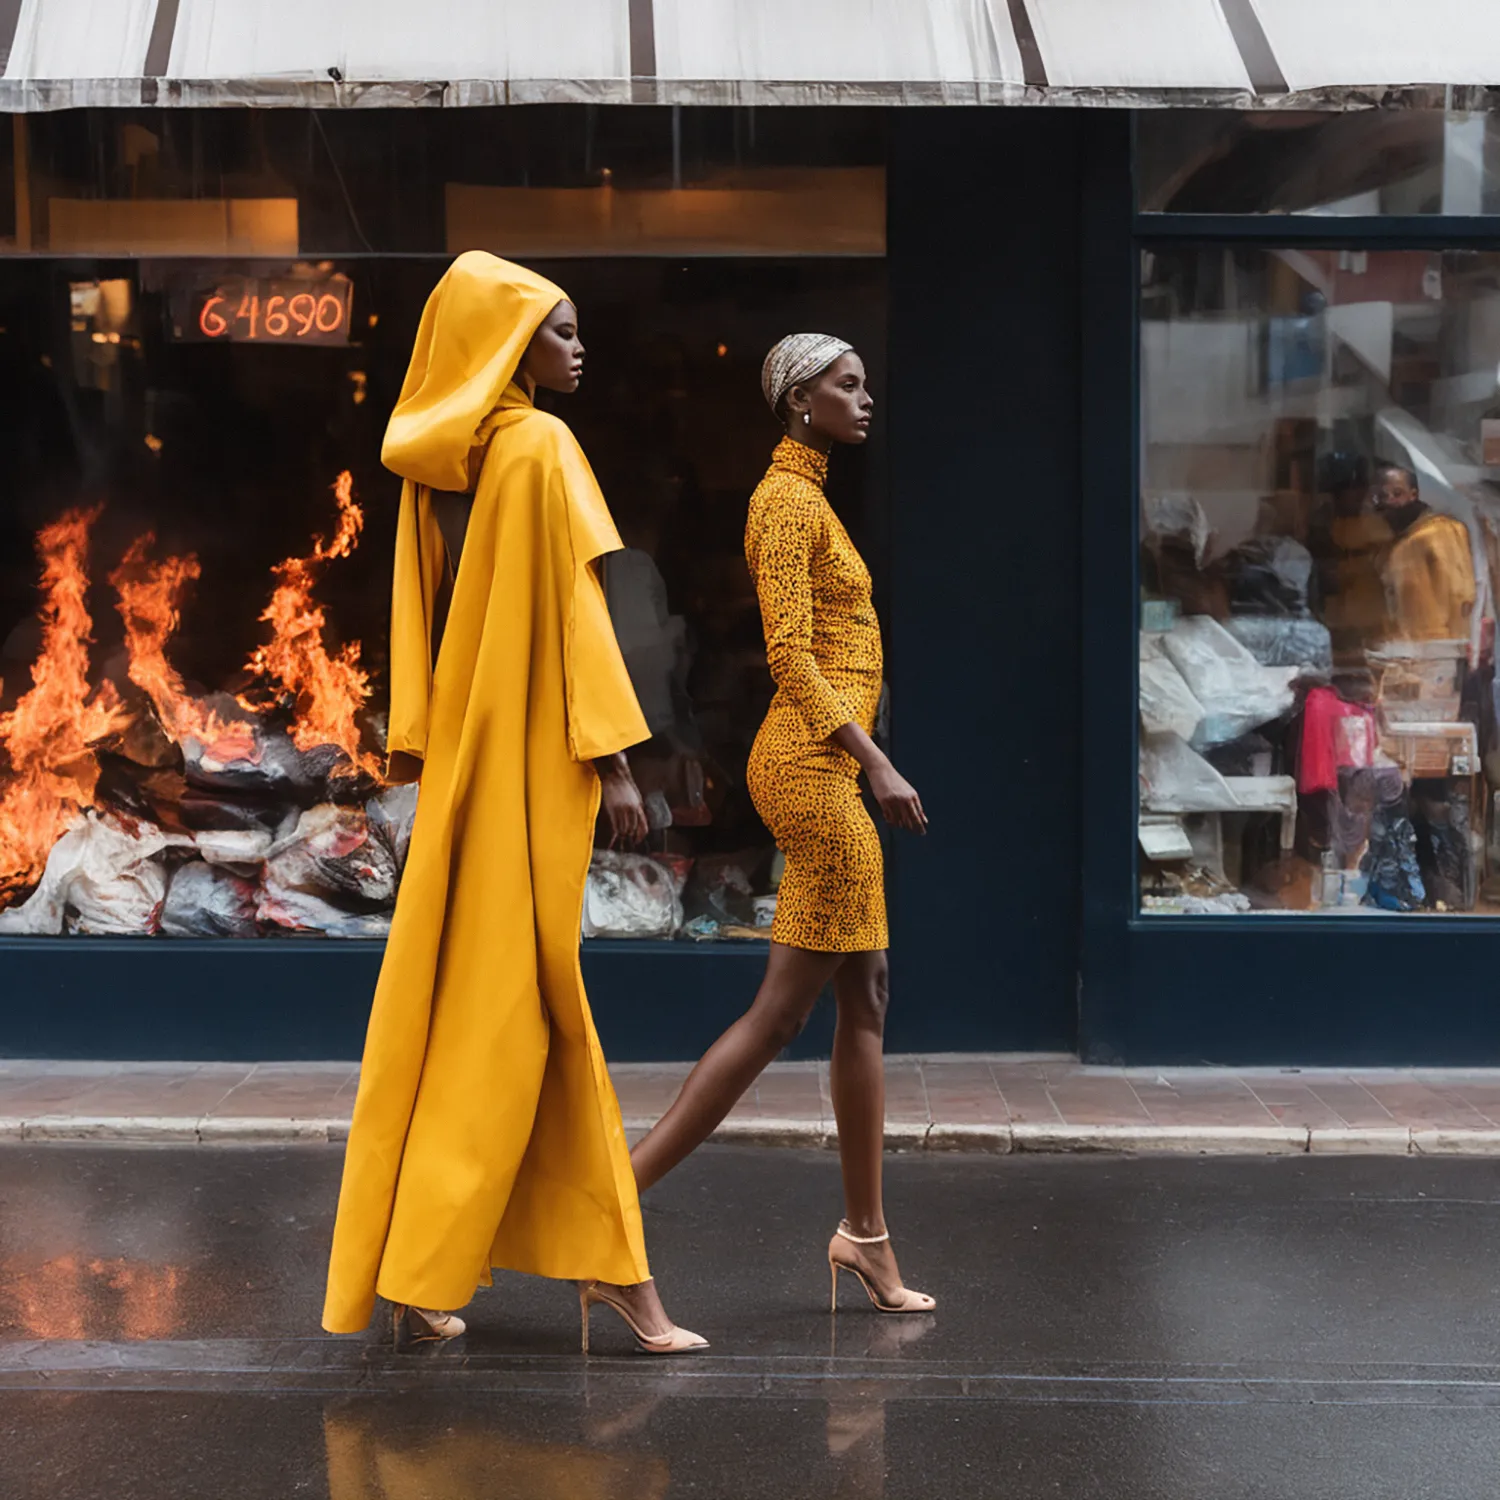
top-left (761, 332), bottom-right (853, 416)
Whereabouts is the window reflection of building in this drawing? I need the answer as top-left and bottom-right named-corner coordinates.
top-left (1139, 111), bottom-right (1500, 217)
top-left (1139, 248), bottom-right (1500, 918)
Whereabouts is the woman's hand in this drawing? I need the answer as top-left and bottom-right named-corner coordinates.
top-left (596, 754), bottom-right (649, 846)
top-left (868, 762), bottom-right (928, 834)
top-left (830, 721), bottom-right (929, 835)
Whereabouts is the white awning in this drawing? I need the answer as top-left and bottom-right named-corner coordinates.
top-left (2, 0), bottom-right (1498, 110)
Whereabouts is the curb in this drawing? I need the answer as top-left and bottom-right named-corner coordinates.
top-left (3, 1115), bottom-right (338, 1143)
top-left (1309, 1126), bottom-right (1412, 1155)
top-left (1010, 1122), bottom-right (1308, 1155)
top-left (4, 1114), bottom-right (1500, 1156)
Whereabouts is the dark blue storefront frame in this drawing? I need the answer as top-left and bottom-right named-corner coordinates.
top-left (10, 107), bottom-right (1494, 1065)
top-left (0, 938), bottom-right (770, 1062)
top-left (1078, 114), bottom-right (1500, 1066)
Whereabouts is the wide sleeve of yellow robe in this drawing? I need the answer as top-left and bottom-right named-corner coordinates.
top-left (323, 260), bottom-right (652, 1334)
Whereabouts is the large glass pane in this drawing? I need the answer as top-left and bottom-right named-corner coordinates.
top-left (1139, 247), bottom-right (1500, 916)
top-left (0, 250), bottom-right (884, 941)
top-left (1138, 110), bottom-right (1500, 216)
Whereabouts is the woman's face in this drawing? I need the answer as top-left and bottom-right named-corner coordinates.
top-left (520, 300), bottom-right (585, 394)
top-left (786, 352), bottom-right (873, 446)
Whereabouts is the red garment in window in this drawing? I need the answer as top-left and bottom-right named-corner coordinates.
top-left (1298, 686), bottom-right (1378, 795)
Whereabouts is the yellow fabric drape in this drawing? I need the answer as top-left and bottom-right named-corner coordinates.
top-left (1382, 511), bottom-right (1477, 642)
top-left (323, 253), bottom-right (652, 1334)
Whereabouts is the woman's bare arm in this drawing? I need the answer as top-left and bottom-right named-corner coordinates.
top-left (830, 721), bottom-right (927, 834)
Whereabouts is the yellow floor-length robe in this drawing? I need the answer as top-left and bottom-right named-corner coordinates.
top-left (323, 253), bottom-right (652, 1333)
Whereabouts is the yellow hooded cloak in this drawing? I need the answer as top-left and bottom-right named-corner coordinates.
top-left (322, 252), bottom-right (652, 1333)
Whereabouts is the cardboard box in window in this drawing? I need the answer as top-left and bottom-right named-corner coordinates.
top-left (1368, 640), bottom-right (1465, 725)
top-left (1482, 418), bottom-right (1500, 468)
top-left (1379, 722), bottom-right (1478, 779)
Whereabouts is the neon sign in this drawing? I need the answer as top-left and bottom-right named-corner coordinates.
top-left (177, 275), bottom-right (354, 345)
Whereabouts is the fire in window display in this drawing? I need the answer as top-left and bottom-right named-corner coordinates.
top-left (0, 471), bottom-right (409, 938)
top-left (1139, 248), bottom-right (1500, 917)
top-left (0, 255), bottom-right (884, 941)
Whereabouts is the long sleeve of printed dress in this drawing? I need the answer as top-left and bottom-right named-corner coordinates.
top-left (747, 487), bottom-right (853, 741)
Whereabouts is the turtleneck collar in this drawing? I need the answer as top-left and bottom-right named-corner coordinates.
top-left (771, 436), bottom-right (829, 488)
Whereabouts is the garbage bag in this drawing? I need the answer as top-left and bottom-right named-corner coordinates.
top-left (1140, 635), bottom-right (1204, 741)
top-left (161, 859), bottom-right (259, 938)
top-left (1139, 732), bottom-right (1242, 813)
top-left (1161, 616), bottom-right (1298, 748)
top-left (582, 850), bottom-right (685, 939)
top-left (1228, 536), bottom-right (1316, 616)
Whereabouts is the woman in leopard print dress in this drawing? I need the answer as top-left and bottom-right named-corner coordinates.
top-left (629, 334), bottom-right (934, 1316)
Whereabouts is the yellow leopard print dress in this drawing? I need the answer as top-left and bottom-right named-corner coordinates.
top-left (745, 437), bottom-right (887, 953)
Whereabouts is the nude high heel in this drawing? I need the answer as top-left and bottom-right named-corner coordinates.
top-left (828, 1224), bottom-right (936, 1314)
top-left (391, 1303), bottom-right (466, 1349)
top-left (579, 1281), bottom-right (709, 1356)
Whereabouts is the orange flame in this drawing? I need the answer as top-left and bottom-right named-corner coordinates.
top-left (0, 508), bottom-right (130, 899)
top-left (109, 536), bottom-right (259, 764)
top-left (241, 471), bottom-right (378, 775)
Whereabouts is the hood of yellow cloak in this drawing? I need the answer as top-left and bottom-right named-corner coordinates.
top-left (381, 251), bottom-right (568, 493)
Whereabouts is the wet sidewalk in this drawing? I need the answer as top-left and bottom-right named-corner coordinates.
top-left (4, 1056), bottom-right (1500, 1154)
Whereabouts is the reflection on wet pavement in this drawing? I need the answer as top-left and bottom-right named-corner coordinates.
top-left (323, 1405), bottom-right (672, 1500)
top-left (3, 1255), bottom-right (185, 1341)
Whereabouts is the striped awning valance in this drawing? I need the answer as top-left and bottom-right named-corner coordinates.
top-left (2, 0), bottom-right (1499, 111)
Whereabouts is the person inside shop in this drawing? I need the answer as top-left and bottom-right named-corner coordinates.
top-left (1370, 461), bottom-right (1476, 644)
top-left (1309, 452), bottom-right (1392, 658)
top-left (1365, 461), bottom-right (1480, 909)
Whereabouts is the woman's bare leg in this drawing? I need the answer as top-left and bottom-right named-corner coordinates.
top-left (630, 942), bottom-right (844, 1193)
top-left (829, 950), bottom-right (910, 1302)
top-left (830, 950), bottom-right (888, 1236)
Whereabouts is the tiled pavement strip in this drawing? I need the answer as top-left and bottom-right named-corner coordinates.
top-left (4, 1056), bottom-right (1500, 1154)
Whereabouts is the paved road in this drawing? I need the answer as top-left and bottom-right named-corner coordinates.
top-left (2, 1144), bottom-right (1499, 1498)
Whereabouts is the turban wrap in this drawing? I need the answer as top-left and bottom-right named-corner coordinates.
top-left (761, 333), bottom-right (853, 415)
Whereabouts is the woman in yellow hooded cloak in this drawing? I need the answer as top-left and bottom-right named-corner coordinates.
top-left (322, 252), bottom-right (705, 1356)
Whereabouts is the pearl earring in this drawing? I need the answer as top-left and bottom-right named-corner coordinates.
top-left (802, 412), bottom-right (811, 426)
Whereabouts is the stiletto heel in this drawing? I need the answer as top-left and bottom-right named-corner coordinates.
top-left (577, 1280), bottom-right (709, 1356)
top-left (827, 1224), bottom-right (935, 1315)
top-left (391, 1303), bottom-right (466, 1349)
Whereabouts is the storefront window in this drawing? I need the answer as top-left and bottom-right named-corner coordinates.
top-left (0, 108), bottom-right (886, 943)
top-left (1138, 110), bottom-right (1500, 216)
top-left (1139, 246), bottom-right (1500, 916)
